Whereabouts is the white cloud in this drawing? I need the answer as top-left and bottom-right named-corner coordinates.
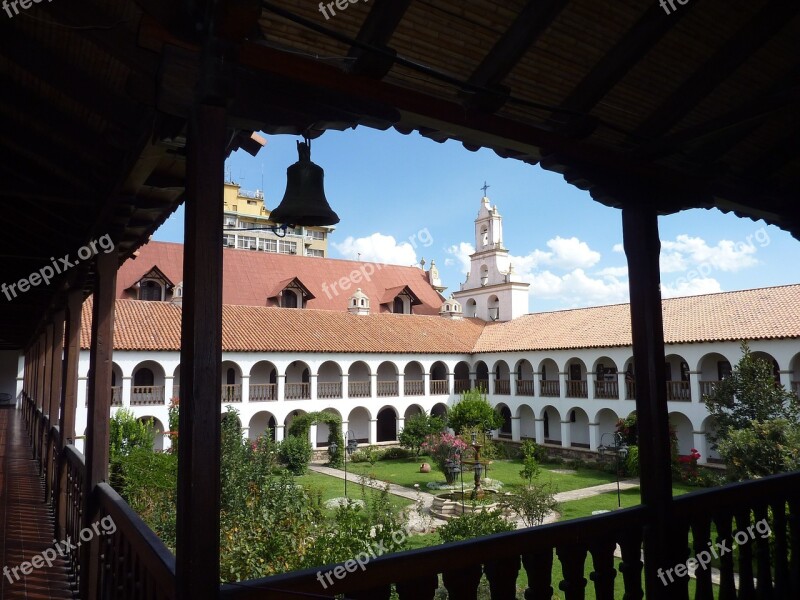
top-left (662, 277), bottom-right (722, 298)
top-left (527, 268), bottom-right (629, 307)
top-left (545, 236), bottom-right (601, 269)
top-left (660, 234), bottom-right (759, 273)
top-left (445, 242), bottom-right (474, 273)
top-left (333, 233), bottom-right (418, 265)
top-left (595, 266), bottom-right (628, 278)
top-left (612, 243), bottom-right (624, 253)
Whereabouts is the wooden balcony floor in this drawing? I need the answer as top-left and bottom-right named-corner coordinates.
top-left (0, 407), bottom-right (75, 599)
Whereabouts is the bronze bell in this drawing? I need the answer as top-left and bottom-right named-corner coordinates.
top-left (269, 140), bottom-right (340, 227)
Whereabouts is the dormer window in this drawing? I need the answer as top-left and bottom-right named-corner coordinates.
top-left (268, 277), bottom-right (314, 309)
top-left (281, 289), bottom-right (300, 308)
top-left (393, 296), bottom-right (405, 314)
top-left (140, 280), bottom-right (163, 301)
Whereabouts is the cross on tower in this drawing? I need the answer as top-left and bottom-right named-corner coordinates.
top-left (481, 181), bottom-right (490, 196)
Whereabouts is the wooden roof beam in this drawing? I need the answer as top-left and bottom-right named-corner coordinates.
top-left (551, 2), bottom-right (697, 130)
top-left (461, 0), bottom-right (570, 112)
top-left (0, 26), bottom-right (141, 127)
top-left (633, 1), bottom-right (800, 142)
top-left (346, 0), bottom-right (412, 78)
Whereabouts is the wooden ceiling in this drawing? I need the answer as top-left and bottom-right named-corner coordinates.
top-left (1, 0), bottom-right (798, 350)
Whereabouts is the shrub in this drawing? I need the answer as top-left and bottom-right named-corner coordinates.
top-left (381, 447), bottom-right (412, 460)
top-left (112, 447), bottom-right (177, 550)
top-left (421, 432), bottom-right (468, 484)
top-left (519, 440), bottom-right (544, 483)
top-left (502, 483), bottom-right (559, 527)
top-left (625, 445), bottom-right (640, 477)
top-left (288, 411), bottom-right (344, 468)
top-left (399, 413), bottom-right (445, 457)
top-left (437, 508), bottom-right (513, 543)
top-left (518, 439), bottom-right (547, 463)
top-left (167, 397), bottom-right (179, 453)
top-left (278, 435), bottom-right (313, 475)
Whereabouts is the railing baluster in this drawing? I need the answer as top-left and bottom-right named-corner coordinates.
top-left (442, 565), bottom-right (482, 600)
top-left (691, 517), bottom-right (714, 599)
top-left (715, 512), bottom-right (736, 600)
top-left (734, 508), bottom-right (755, 599)
top-left (396, 573), bottom-right (439, 599)
top-left (522, 549), bottom-right (554, 600)
top-left (556, 544), bottom-right (588, 600)
top-left (753, 503), bottom-right (773, 597)
top-left (484, 555), bottom-right (521, 599)
top-left (588, 538), bottom-right (616, 600)
top-left (617, 528), bottom-right (643, 600)
top-left (772, 500), bottom-right (789, 597)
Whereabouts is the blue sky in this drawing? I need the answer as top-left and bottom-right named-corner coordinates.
top-left (153, 127), bottom-right (798, 313)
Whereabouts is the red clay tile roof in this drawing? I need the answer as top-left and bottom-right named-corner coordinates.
top-left (116, 241), bottom-right (444, 314)
top-left (474, 285), bottom-right (800, 352)
top-left (83, 284), bottom-right (799, 353)
top-left (81, 299), bottom-right (485, 353)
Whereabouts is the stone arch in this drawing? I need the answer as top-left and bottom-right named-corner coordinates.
top-left (495, 403), bottom-right (512, 436)
top-left (249, 411), bottom-right (277, 442)
top-left (347, 407), bottom-right (371, 442)
top-left (377, 406), bottom-right (398, 442)
top-left (567, 407), bottom-right (590, 447)
top-left (540, 405), bottom-right (561, 444)
top-left (518, 404), bottom-right (536, 439)
top-left (669, 411), bottom-right (694, 456)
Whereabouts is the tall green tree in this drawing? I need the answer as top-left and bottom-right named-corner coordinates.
top-left (704, 342), bottom-right (800, 479)
top-left (447, 389), bottom-right (504, 435)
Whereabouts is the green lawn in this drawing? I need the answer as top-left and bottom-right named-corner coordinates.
top-left (294, 471), bottom-right (413, 515)
top-left (346, 457), bottom-right (618, 493)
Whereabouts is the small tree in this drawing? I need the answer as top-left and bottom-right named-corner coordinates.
top-left (704, 342), bottom-right (800, 480)
top-left (447, 389), bottom-right (504, 435)
top-left (421, 432), bottom-right (467, 484)
top-left (399, 413), bottom-right (445, 457)
top-left (109, 408), bottom-right (155, 459)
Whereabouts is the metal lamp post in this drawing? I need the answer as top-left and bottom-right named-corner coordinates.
top-left (330, 430), bottom-right (359, 497)
top-left (598, 431), bottom-right (629, 508)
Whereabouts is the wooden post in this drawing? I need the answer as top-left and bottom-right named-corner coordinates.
top-left (622, 204), bottom-right (678, 599)
top-left (176, 103), bottom-right (225, 600)
top-left (83, 250), bottom-right (117, 600)
top-left (60, 290), bottom-right (83, 444)
top-left (50, 311), bottom-right (65, 426)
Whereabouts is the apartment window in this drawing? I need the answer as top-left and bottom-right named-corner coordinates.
top-left (259, 238), bottom-right (277, 253)
top-left (307, 230), bottom-right (325, 240)
top-left (222, 234), bottom-right (236, 247)
top-left (278, 240), bottom-right (297, 254)
top-left (237, 236), bottom-right (256, 250)
top-left (306, 248), bottom-right (324, 257)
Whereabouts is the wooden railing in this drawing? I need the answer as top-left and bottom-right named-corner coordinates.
top-left (285, 382), bottom-right (310, 400)
top-left (699, 380), bottom-right (718, 397)
top-left (318, 381), bottom-right (342, 399)
top-left (475, 379), bottom-right (489, 392)
top-left (540, 380), bottom-right (560, 397)
top-left (404, 380), bottom-right (424, 396)
top-left (594, 380), bottom-right (619, 399)
top-left (666, 380), bottom-right (691, 401)
top-left (221, 384), bottom-right (242, 403)
top-left (220, 470), bottom-right (800, 600)
top-left (626, 381), bottom-right (636, 399)
top-left (348, 380), bottom-right (371, 398)
top-left (132, 385), bottom-right (166, 406)
top-left (94, 483), bottom-right (176, 599)
top-left (249, 383), bottom-right (277, 402)
top-left (377, 380), bottom-right (398, 397)
top-left (24, 394), bottom-right (176, 600)
top-left (454, 379), bottom-right (471, 393)
top-left (111, 386), bottom-right (122, 406)
top-left (495, 379), bottom-right (510, 395)
top-left (516, 379), bottom-right (534, 396)
top-left (566, 379), bottom-right (588, 398)
top-left (430, 379), bottom-right (449, 395)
